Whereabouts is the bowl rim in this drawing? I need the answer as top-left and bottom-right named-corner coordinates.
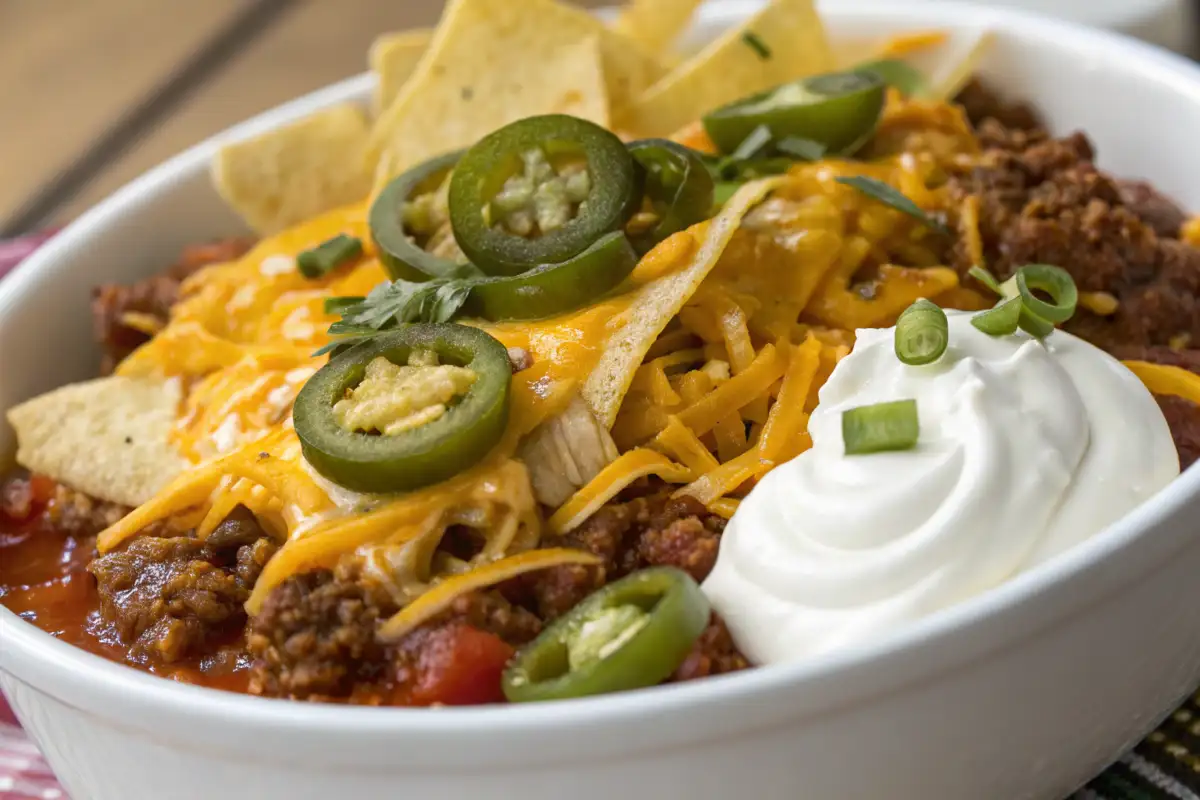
top-left (4, 0), bottom-right (1200, 754)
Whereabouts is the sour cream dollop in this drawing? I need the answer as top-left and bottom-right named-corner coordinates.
top-left (703, 312), bottom-right (1179, 665)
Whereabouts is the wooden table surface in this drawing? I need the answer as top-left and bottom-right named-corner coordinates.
top-left (0, 0), bottom-right (605, 236)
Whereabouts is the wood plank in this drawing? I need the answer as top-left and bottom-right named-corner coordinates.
top-left (0, 0), bottom-right (250, 225)
top-left (57, 0), bottom-right (613, 221)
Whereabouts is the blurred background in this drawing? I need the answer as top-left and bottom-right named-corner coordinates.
top-left (0, 0), bottom-right (1194, 238)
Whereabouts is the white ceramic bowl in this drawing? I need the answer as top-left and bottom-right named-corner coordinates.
top-left (5, 3), bottom-right (1200, 798)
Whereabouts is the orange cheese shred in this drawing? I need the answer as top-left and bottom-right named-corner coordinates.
top-left (758, 335), bottom-right (822, 464)
top-left (676, 343), bottom-right (787, 437)
top-left (675, 447), bottom-right (768, 506)
top-left (1123, 361), bottom-right (1200, 405)
top-left (652, 415), bottom-right (720, 476)
top-left (548, 448), bottom-right (694, 535)
top-left (378, 548), bottom-right (603, 641)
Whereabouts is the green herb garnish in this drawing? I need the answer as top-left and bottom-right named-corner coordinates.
top-left (296, 234), bottom-right (363, 279)
top-left (314, 273), bottom-right (475, 356)
top-left (834, 176), bottom-right (952, 236)
top-left (742, 31), bottom-right (772, 60)
top-left (776, 136), bottom-right (827, 161)
top-left (729, 124), bottom-right (774, 162)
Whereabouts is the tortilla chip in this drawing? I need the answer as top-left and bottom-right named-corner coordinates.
top-left (582, 177), bottom-right (785, 428)
top-left (611, 0), bottom-right (704, 53)
top-left (212, 104), bottom-right (373, 235)
top-left (622, 0), bottom-right (834, 138)
top-left (370, 29), bottom-right (433, 113)
top-left (367, 0), bottom-right (663, 183)
top-left (7, 377), bottom-right (186, 508)
top-left (836, 29), bottom-right (992, 101)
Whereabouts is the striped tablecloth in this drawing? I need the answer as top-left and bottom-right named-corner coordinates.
top-left (1, 233), bottom-right (1199, 800)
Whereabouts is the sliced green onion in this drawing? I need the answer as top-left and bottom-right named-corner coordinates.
top-left (842, 399), bottom-right (920, 455)
top-left (297, 234), bottom-right (363, 279)
top-left (894, 298), bottom-right (948, 365)
top-left (970, 297), bottom-right (1022, 336)
top-left (730, 124), bottom-right (774, 161)
top-left (742, 31), bottom-right (772, 60)
top-left (1015, 264), bottom-right (1078, 324)
top-left (1017, 308), bottom-right (1055, 339)
top-left (776, 136), bottom-right (826, 161)
top-left (967, 265), bottom-right (1003, 296)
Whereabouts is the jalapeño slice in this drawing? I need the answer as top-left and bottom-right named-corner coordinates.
top-left (502, 567), bottom-right (710, 703)
top-left (294, 323), bottom-right (511, 493)
top-left (448, 114), bottom-right (641, 277)
top-left (371, 150), bottom-right (469, 282)
top-left (702, 70), bottom-right (886, 157)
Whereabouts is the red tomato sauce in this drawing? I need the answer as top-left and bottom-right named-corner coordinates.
top-left (0, 493), bottom-right (251, 695)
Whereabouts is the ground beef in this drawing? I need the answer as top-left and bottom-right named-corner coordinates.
top-left (247, 561), bottom-right (395, 700)
top-left (672, 615), bottom-right (751, 682)
top-left (90, 536), bottom-right (247, 663)
top-left (1156, 395), bottom-right (1200, 470)
top-left (92, 238), bottom-right (253, 373)
top-left (1117, 180), bottom-right (1187, 239)
top-left (955, 77), bottom-right (1043, 132)
top-left (88, 505), bottom-right (272, 664)
top-left (435, 590), bottom-right (542, 645)
top-left (945, 122), bottom-right (1200, 352)
top-left (1105, 345), bottom-right (1200, 469)
top-left (0, 476), bottom-right (126, 537)
top-left (529, 493), bottom-right (725, 621)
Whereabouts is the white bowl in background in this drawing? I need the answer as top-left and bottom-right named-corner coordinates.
top-left (5, 2), bottom-right (1200, 798)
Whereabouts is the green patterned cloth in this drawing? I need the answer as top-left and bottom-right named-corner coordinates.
top-left (1076, 691), bottom-right (1200, 799)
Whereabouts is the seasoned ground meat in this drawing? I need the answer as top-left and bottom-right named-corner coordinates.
top-left (955, 77), bottom-right (1042, 132)
top-left (90, 536), bottom-right (247, 663)
top-left (1117, 180), bottom-right (1187, 239)
top-left (672, 615), bottom-right (751, 682)
top-left (529, 493), bottom-right (725, 620)
top-left (1158, 395), bottom-right (1200, 470)
top-left (89, 505), bottom-right (272, 664)
top-left (247, 561), bottom-right (395, 700)
top-left (436, 590), bottom-right (542, 645)
top-left (92, 238), bottom-right (253, 373)
top-left (945, 122), bottom-right (1200, 352)
top-left (0, 476), bottom-right (126, 537)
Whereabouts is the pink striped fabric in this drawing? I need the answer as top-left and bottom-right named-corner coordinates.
top-left (0, 230), bottom-right (67, 799)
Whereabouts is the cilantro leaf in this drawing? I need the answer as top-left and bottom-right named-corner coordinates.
top-left (314, 275), bottom-right (476, 357)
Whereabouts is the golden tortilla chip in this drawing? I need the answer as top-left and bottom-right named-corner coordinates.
top-left (611, 0), bottom-right (704, 53)
top-left (370, 29), bottom-right (433, 113)
top-left (836, 29), bottom-right (992, 101)
top-left (7, 377), bottom-right (186, 508)
top-left (582, 177), bottom-right (785, 428)
top-left (213, 104), bottom-right (373, 235)
top-left (367, 0), bottom-right (663, 183)
top-left (622, 0), bottom-right (834, 137)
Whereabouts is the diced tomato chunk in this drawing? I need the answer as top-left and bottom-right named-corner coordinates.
top-left (402, 622), bottom-right (514, 707)
top-left (29, 475), bottom-right (57, 506)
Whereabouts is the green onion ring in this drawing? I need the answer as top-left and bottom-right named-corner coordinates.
top-left (1015, 264), bottom-right (1078, 324)
top-left (970, 297), bottom-right (1022, 336)
top-left (894, 298), bottom-right (948, 366)
top-left (967, 265), bottom-right (1003, 296)
top-left (1017, 308), bottom-right (1055, 339)
top-left (842, 399), bottom-right (920, 455)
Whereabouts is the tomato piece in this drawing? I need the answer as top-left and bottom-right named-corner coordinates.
top-left (29, 474), bottom-right (57, 506)
top-left (405, 622), bottom-right (514, 707)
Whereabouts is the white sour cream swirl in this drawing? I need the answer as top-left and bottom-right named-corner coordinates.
top-left (703, 312), bottom-right (1179, 665)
